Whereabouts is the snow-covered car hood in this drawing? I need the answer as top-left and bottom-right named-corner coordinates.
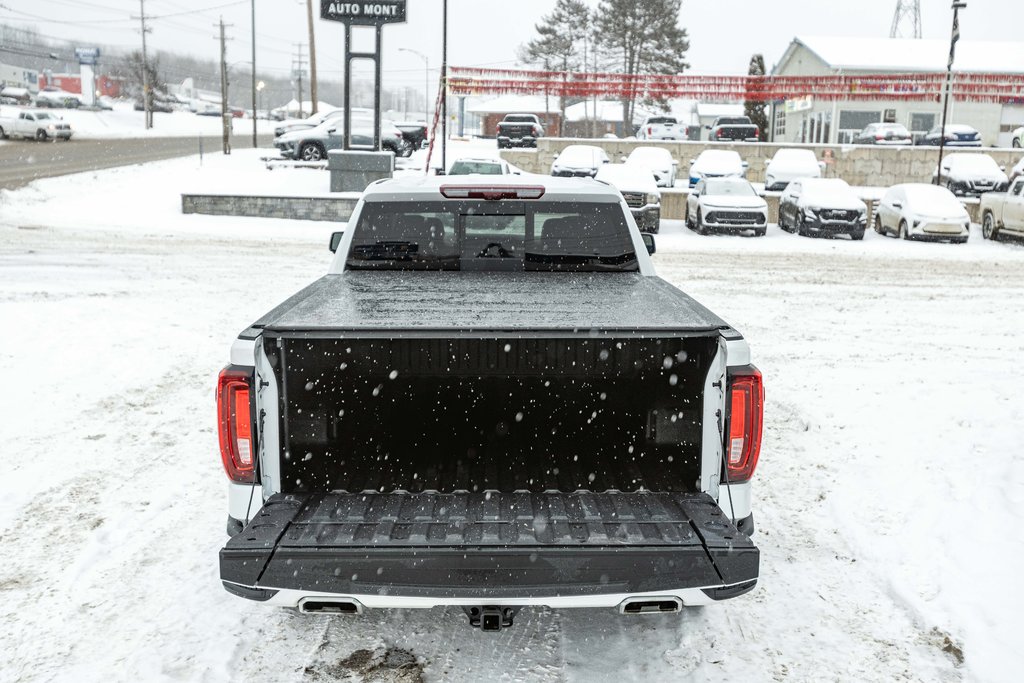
top-left (699, 195), bottom-right (767, 210)
top-left (595, 163), bottom-right (659, 195)
top-left (947, 170), bottom-right (1009, 184)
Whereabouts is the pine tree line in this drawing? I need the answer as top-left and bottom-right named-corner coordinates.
top-left (520, 0), bottom-right (690, 133)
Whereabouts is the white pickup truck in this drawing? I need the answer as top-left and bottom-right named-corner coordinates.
top-left (218, 176), bottom-right (763, 631)
top-left (980, 176), bottom-right (1024, 241)
top-left (637, 115), bottom-right (685, 141)
top-left (0, 109), bottom-right (73, 141)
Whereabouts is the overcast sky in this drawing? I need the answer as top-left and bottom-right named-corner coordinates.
top-left (2, 0), bottom-right (1021, 91)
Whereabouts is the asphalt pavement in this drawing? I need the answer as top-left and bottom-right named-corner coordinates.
top-left (0, 135), bottom-right (274, 190)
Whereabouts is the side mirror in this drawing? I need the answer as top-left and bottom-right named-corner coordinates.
top-left (704, 125), bottom-right (711, 130)
top-left (620, 155), bottom-right (628, 163)
top-left (689, 158), bottom-right (696, 165)
top-left (741, 161), bottom-right (749, 168)
top-left (327, 128), bottom-right (338, 134)
top-left (641, 233), bottom-right (656, 255)
top-left (818, 161), bottom-right (827, 170)
top-left (329, 231), bottom-right (345, 253)
top-left (1000, 165), bottom-right (1006, 172)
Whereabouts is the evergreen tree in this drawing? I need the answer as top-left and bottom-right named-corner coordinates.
top-left (593, 0), bottom-right (689, 131)
top-left (124, 50), bottom-right (168, 105)
top-left (520, 0), bottom-right (591, 135)
top-left (744, 54), bottom-right (769, 142)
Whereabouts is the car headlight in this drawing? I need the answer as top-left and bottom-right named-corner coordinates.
top-left (552, 165), bottom-right (562, 173)
top-left (48, 124), bottom-right (56, 130)
top-left (802, 207), bottom-right (817, 220)
top-left (646, 193), bottom-right (660, 205)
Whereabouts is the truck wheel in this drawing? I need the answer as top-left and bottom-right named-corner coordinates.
top-left (899, 219), bottom-right (910, 240)
top-left (0, 125), bottom-right (5, 139)
top-left (1014, 138), bottom-right (1021, 148)
top-left (850, 229), bottom-right (865, 241)
top-left (754, 228), bottom-right (766, 237)
top-left (35, 129), bottom-right (48, 141)
top-left (299, 142), bottom-right (325, 161)
top-left (982, 212), bottom-right (998, 241)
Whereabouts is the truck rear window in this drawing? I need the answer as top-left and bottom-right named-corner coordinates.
top-left (346, 201), bottom-right (638, 272)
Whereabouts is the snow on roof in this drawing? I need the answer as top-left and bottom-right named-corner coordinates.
top-left (565, 100), bottom-right (624, 122)
top-left (466, 95), bottom-right (557, 114)
top-left (785, 36), bottom-right (1024, 74)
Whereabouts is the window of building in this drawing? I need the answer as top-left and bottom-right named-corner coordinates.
top-left (774, 107), bottom-right (786, 139)
top-left (838, 110), bottom-right (882, 144)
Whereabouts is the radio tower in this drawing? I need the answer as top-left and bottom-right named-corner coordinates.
top-left (890, 0), bottom-right (922, 38)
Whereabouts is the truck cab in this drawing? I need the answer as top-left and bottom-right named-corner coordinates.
top-left (218, 176), bottom-right (763, 630)
top-left (981, 177), bottom-right (1024, 241)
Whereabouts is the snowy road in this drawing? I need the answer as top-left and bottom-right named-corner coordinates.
top-left (2, 155), bottom-right (1023, 682)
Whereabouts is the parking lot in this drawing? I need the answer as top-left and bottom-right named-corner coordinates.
top-left (2, 149), bottom-right (1022, 681)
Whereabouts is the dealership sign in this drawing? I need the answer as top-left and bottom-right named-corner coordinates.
top-left (320, 1), bottom-right (406, 25)
top-left (75, 47), bottom-right (100, 66)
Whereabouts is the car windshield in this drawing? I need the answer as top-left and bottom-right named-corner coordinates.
top-left (902, 185), bottom-right (966, 213)
top-left (948, 155), bottom-right (1000, 172)
top-left (703, 179), bottom-right (754, 196)
top-left (557, 146), bottom-right (602, 166)
top-left (801, 179), bottom-right (856, 203)
top-left (772, 149), bottom-right (816, 165)
top-left (647, 117), bottom-right (676, 125)
top-left (34, 113), bottom-right (52, 120)
top-left (448, 161), bottom-right (503, 175)
top-left (346, 201), bottom-right (637, 272)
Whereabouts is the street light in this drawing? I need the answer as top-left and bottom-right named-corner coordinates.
top-left (936, 1), bottom-right (966, 187)
top-left (398, 47), bottom-right (430, 124)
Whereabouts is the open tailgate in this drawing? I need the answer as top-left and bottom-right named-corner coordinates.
top-left (221, 491), bottom-right (758, 600)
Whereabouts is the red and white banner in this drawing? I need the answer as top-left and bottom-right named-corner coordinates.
top-left (448, 66), bottom-right (1024, 104)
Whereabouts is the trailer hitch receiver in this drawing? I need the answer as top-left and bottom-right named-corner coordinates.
top-left (463, 606), bottom-right (519, 631)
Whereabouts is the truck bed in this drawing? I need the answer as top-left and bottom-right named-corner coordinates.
top-left (251, 272), bottom-right (730, 335)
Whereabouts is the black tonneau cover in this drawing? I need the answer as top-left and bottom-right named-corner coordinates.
top-left (253, 272), bottom-right (730, 334)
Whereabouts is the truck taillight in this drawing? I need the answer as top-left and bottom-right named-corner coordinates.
top-left (725, 367), bottom-right (763, 482)
top-left (218, 366), bottom-right (256, 483)
top-left (753, 126), bottom-right (759, 138)
top-left (648, 126), bottom-right (653, 135)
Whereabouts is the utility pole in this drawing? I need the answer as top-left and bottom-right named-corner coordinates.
top-left (293, 43), bottom-right (307, 119)
top-left (441, 0), bottom-right (448, 171)
top-left (250, 0), bottom-right (257, 147)
top-left (217, 16), bottom-right (233, 154)
top-left (936, 2), bottom-right (966, 187)
top-left (135, 0), bottom-right (152, 129)
top-left (305, 0), bottom-right (318, 115)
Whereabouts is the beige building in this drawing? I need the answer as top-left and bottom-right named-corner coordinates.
top-left (771, 36), bottom-right (1024, 147)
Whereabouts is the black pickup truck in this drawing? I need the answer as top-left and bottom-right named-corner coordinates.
top-left (708, 116), bottom-right (760, 142)
top-left (496, 113), bottom-right (545, 148)
top-left (218, 177), bottom-right (763, 631)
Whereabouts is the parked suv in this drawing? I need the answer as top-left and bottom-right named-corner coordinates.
top-left (637, 115), bottom-right (685, 141)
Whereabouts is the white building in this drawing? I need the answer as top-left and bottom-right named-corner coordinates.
top-left (771, 36), bottom-right (1024, 147)
top-left (0, 62), bottom-right (38, 92)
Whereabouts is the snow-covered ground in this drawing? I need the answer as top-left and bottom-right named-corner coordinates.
top-left (0, 101), bottom-right (279, 140)
top-left (1, 149), bottom-right (1023, 682)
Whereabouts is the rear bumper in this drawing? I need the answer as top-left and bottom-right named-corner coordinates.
top-left (221, 491), bottom-right (759, 605)
top-left (496, 135), bottom-right (537, 147)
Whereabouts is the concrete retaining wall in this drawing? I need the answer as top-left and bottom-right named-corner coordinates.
top-left (181, 194), bottom-right (357, 222)
top-left (502, 138), bottom-right (1023, 188)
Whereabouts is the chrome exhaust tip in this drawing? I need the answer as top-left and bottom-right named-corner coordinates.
top-left (618, 597), bottom-right (683, 614)
top-left (298, 598), bottom-right (364, 615)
